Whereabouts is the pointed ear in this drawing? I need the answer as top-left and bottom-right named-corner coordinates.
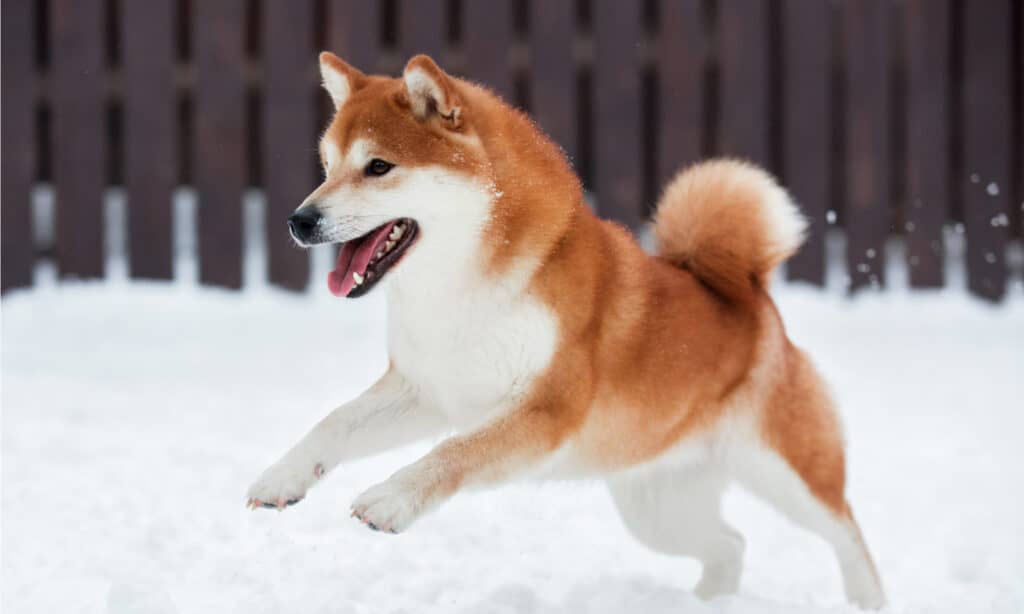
top-left (319, 51), bottom-right (366, 110)
top-left (402, 55), bottom-right (463, 128)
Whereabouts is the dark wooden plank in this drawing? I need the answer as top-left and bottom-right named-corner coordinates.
top-left (1018, 2), bottom-right (1024, 248)
top-left (462, 0), bottom-right (512, 100)
top-left (121, 0), bottom-right (176, 280)
top-left (194, 0), bottom-right (246, 288)
top-left (528, 0), bottom-right (576, 164)
top-left (51, 0), bottom-right (106, 279)
top-left (962, 0), bottom-right (1012, 301)
top-left (264, 0), bottom-right (314, 290)
top-left (717, 0), bottom-right (770, 167)
top-left (904, 0), bottom-right (949, 289)
top-left (1, 0), bottom-right (36, 292)
top-left (592, 0), bottom-right (643, 229)
top-left (656, 0), bottom-right (703, 188)
top-left (328, 0), bottom-right (379, 72)
top-left (781, 0), bottom-right (831, 285)
top-left (843, 0), bottom-right (891, 291)
top-left (399, 0), bottom-right (445, 61)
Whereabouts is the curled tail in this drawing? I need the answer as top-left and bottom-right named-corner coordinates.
top-left (653, 159), bottom-right (807, 303)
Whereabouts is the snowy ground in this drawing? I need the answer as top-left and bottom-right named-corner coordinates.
top-left (3, 196), bottom-right (1023, 613)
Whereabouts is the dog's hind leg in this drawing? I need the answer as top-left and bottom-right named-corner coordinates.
top-left (607, 466), bottom-right (745, 599)
top-left (733, 445), bottom-right (886, 609)
top-left (246, 366), bottom-right (446, 510)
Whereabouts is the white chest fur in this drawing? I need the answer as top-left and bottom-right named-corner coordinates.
top-left (381, 170), bottom-right (559, 429)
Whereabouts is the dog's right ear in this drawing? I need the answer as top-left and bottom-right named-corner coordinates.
top-left (319, 52), bottom-right (366, 111)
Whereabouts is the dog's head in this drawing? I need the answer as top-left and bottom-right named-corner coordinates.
top-left (290, 52), bottom-right (496, 298)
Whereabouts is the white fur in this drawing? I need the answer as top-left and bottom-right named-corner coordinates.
top-left (759, 179), bottom-right (808, 263)
top-left (320, 60), bottom-right (351, 110)
top-left (728, 442), bottom-right (886, 609)
top-left (246, 368), bottom-right (446, 505)
top-left (384, 174), bottom-right (557, 429)
top-left (598, 406), bottom-right (883, 608)
top-left (403, 68), bottom-right (445, 118)
top-left (320, 137), bottom-right (341, 173)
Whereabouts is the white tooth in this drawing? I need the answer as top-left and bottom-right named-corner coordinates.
top-left (352, 272), bottom-right (364, 285)
top-left (389, 227), bottom-right (401, 240)
top-left (375, 250), bottom-right (384, 259)
top-left (385, 240), bottom-right (395, 251)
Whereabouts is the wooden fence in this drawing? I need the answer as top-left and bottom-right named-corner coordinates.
top-left (2, 0), bottom-right (1022, 300)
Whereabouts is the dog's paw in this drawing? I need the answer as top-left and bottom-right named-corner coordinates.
top-left (350, 473), bottom-right (430, 534)
top-left (246, 460), bottom-right (325, 510)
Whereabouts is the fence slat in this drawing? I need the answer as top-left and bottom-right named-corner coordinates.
top-left (329, 0), bottom-right (379, 72)
top-left (781, 0), bottom-right (831, 285)
top-left (463, 0), bottom-right (512, 100)
top-left (843, 0), bottom-right (891, 291)
top-left (904, 0), bottom-right (949, 288)
top-left (962, 0), bottom-right (1012, 301)
top-left (51, 0), bottom-right (105, 279)
top-left (656, 0), bottom-right (703, 188)
top-left (263, 1), bottom-right (313, 291)
top-left (593, 0), bottom-right (642, 229)
top-left (122, 0), bottom-right (175, 280)
top-left (528, 0), bottom-right (575, 164)
top-left (717, 0), bottom-right (770, 167)
top-left (194, 0), bottom-right (246, 288)
top-left (1, 0), bottom-right (35, 292)
top-left (400, 0), bottom-right (445, 60)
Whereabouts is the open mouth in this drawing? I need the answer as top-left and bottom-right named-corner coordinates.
top-left (327, 219), bottom-right (419, 298)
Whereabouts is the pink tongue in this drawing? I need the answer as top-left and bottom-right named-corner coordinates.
top-left (327, 221), bottom-right (399, 297)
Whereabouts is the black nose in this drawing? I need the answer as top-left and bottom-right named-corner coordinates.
top-left (288, 207), bottom-right (322, 242)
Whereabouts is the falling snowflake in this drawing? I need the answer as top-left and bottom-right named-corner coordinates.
top-left (986, 183), bottom-right (999, 196)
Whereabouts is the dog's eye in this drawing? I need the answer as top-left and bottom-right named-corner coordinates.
top-left (365, 159), bottom-right (395, 177)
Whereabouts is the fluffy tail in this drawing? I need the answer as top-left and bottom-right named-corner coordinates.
top-left (653, 159), bottom-right (807, 303)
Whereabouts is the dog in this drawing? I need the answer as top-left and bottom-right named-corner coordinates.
top-left (246, 52), bottom-right (886, 609)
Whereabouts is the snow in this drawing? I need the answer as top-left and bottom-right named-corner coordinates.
top-left (3, 220), bottom-right (1024, 613)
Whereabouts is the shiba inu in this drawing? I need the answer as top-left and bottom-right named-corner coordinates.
top-left (246, 52), bottom-right (885, 609)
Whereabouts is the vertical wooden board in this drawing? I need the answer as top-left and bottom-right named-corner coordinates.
top-left (1018, 2), bottom-right (1024, 247)
top-left (194, 0), bottom-right (246, 288)
top-left (717, 0), bottom-right (770, 166)
top-left (781, 0), bottom-right (831, 285)
top-left (328, 0), bottom-right (379, 72)
top-left (1, 0), bottom-right (35, 292)
top-left (843, 0), bottom-right (891, 291)
top-left (962, 0), bottom-right (1012, 301)
top-left (51, 0), bottom-right (106, 279)
top-left (904, 0), bottom-right (949, 288)
top-left (656, 0), bottom-right (704, 188)
top-left (593, 0), bottom-right (643, 229)
top-left (462, 0), bottom-right (512, 100)
top-left (528, 0), bottom-right (576, 164)
top-left (399, 0), bottom-right (445, 61)
top-left (263, 0), bottom-right (314, 291)
top-left (121, 0), bottom-right (176, 280)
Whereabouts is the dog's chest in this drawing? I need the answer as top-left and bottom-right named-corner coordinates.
top-left (386, 283), bottom-right (559, 427)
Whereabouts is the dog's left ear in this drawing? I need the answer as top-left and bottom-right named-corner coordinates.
top-left (402, 55), bottom-right (463, 129)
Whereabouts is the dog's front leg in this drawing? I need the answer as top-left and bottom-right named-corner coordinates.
top-left (350, 400), bottom-right (574, 533)
top-left (246, 367), bottom-right (446, 509)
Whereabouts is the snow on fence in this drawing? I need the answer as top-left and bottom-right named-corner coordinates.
top-left (1, 0), bottom-right (1021, 300)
